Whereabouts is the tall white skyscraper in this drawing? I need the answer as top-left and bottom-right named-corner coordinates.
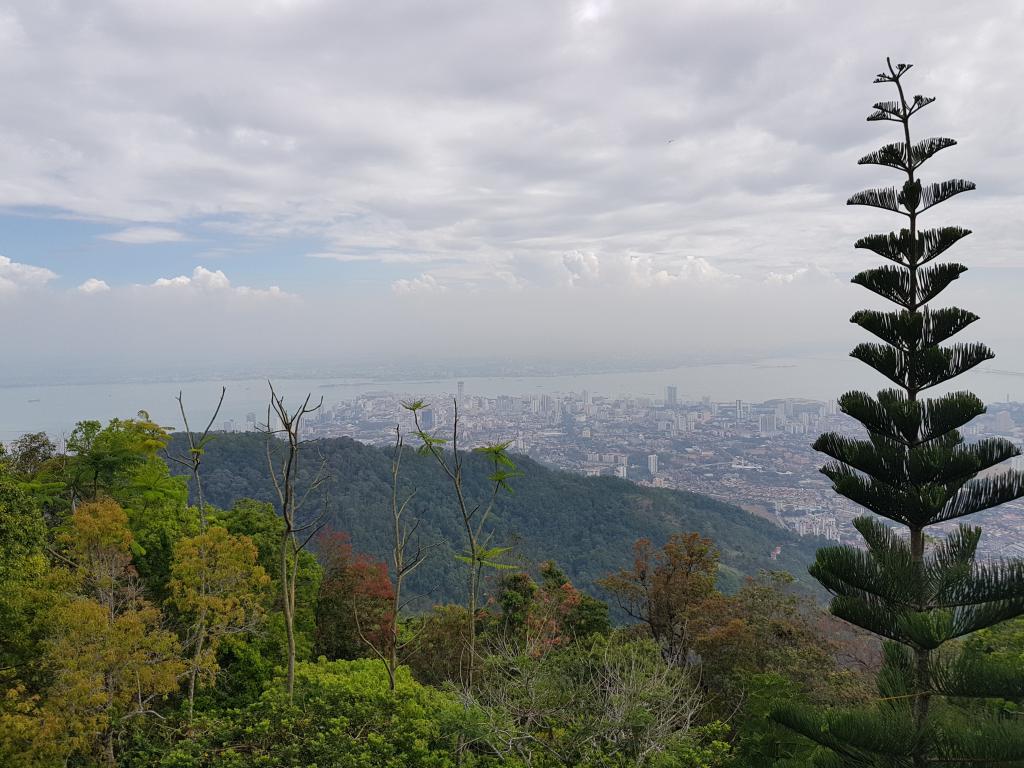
top-left (665, 385), bottom-right (678, 407)
top-left (648, 453), bottom-right (659, 475)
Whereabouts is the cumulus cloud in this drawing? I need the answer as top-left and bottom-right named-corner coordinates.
top-left (101, 227), bottom-right (186, 244)
top-left (391, 273), bottom-right (445, 295)
top-left (77, 277), bottom-right (110, 294)
top-left (0, 255), bottom-right (56, 293)
top-left (765, 265), bottom-right (840, 285)
top-left (149, 266), bottom-right (293, 299)
top-left (626, 254), bottom-right (738, 288)
top-left (562, 250), bottom-right (601, 287)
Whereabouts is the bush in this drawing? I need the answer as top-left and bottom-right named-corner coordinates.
top-left (144, 658), bottom-right (494, 768)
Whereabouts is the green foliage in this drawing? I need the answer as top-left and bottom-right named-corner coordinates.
top-left (169, 525), bottom-right (270, 711)
top-left (29, 501), bottom-right (184, 766)
top-left (137, 659), bottom-right (492, 768)
top-left (0, 474), bottom-right (47, 577)
top-left (206, 499), bottom-right (323, 706)
top-left (0, 476), bottom-right (66, 692)
top-left (0, 411), bottom-right (873, 767)
top-left (404, 604), bottom-right (473, 687)
top-left (488, 561), bottom-right (611, 650)
top-left (65, 415), bottom-right (171, 503)
top-left (471, 634), bottom-right (731, 767)
top-left (4, 432), bottom-right (56, 478)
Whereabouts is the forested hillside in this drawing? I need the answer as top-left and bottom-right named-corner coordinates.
top-left (169, 431), bottom-right (824, 600)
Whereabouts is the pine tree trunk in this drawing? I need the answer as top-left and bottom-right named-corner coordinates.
top-left (910, 527), bottom-right (930, 766)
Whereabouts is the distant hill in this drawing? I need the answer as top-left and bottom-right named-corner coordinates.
top-left (166, 432), bottom-right (825, 604)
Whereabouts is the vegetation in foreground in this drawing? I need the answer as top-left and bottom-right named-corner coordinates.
top-left (1, 413), bottom-right (874, 767)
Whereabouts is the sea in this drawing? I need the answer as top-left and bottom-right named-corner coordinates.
top-left (2, 354), bottom-right (1023, 440)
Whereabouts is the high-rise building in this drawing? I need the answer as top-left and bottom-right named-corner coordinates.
top-left (420, 408), bottom-right (435, 431)
top-left (665, 385), bottom-right (678, 407)
top-left (648, 454), bottom-right (659, 475)
top-left (457, 380), bottom-right (465, 402)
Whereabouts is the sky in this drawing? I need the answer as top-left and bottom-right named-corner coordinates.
top-left (0, 0), bottom-right (1023, 382)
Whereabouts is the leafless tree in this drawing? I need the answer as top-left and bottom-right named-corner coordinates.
top-left (404, 398), bottom-right (519, 690)
top-left (168, 386), bottom-right (226, 529)
top-left (355, 424), bottom-right (430, 690)
top-left (262, 382), bottom-right (328, 701)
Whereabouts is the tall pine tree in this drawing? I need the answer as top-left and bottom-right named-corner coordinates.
top-left (774, 58), bottom-right (1024, 767)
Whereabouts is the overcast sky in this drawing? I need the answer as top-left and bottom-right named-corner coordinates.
top-left (1, 0), bottom-right (1022, 380)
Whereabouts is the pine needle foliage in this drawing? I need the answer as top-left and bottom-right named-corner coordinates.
top-left (773, 59), bottom-right (1024, 767)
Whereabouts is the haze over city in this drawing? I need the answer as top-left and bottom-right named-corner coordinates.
top-left (1, 0), bottom-right (1023, 383)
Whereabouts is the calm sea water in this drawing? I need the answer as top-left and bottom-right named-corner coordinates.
top-left (2, 355), bottom-right (1021, 440)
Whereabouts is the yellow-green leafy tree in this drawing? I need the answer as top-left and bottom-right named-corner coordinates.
top-left (45, 500), bottom-right (183, 767)
top-left (169, 525), bottom-right (270, 720)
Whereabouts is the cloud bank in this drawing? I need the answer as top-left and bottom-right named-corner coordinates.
top-left (0, 0), bottom-right (1021, 381)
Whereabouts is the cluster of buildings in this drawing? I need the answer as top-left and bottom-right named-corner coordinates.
top-left (232, 383), bottom-right (1024, 555)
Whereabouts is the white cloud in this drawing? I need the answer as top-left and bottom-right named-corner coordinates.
top-left (765, 265), bottom-right (839, 285)
top-left (391, 273), bottom-right (445, 295)
top-left (149, 266), bottom-right (294, 298)
top-left (562, 250), bottom-right (601, 287)
top-left (77, 277), bottom-right (111, 293)
top-left (236, 285), bottom-right (290, 299)
top-left (101, 227), bottom-right (186, 244)
top-left (0, 0), bottom-right (1016, 291)
top-left (0, 1), bottom-right (1020, 376)
top-left (0, 255), bottom-right (56, 293)
top-left (627, 254), bottom-right (738, 288)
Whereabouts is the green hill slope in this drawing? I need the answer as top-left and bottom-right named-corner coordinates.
top-left (168, 432), bottom-right (823, 603)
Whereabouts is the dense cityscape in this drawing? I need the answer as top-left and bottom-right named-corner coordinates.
top-left (218, 384), bottom-right (1024, 557)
